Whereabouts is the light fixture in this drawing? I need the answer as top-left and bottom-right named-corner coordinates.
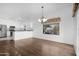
top-left (38, 6), bottom-right (47, 23)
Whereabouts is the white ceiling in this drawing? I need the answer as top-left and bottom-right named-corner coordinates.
top-left (0, 3), bottom-right (72, 23)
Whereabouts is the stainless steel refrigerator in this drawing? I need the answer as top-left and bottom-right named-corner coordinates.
top-left (0, 24), bottom-right (7, 38)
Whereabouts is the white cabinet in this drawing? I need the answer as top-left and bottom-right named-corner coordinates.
top-left (14, 31), bottom-right (32, 40)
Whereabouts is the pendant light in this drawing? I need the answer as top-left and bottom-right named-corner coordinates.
top-left (38, 6), bottom-right (47, 23)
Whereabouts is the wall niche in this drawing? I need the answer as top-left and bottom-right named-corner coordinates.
top-left (43, 17), bottom-right (60, 35)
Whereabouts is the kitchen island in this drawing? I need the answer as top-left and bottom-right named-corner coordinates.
top-left (14, 31), bottom-right (33, 40)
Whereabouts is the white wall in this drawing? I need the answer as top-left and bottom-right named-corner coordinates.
top-left (33, 5), bottom-right (74, 45)
top-left (76, 8), bottom-right (79, 56)
top-left (0, 18), bottom-right (21, 28)
top-left (73, 7), bottom-right (79, 56)
top-left (73, 14), bottom-right (77, 55)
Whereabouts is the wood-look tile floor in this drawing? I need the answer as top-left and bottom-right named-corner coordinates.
top-left (0, 38), bottom-right (76, 56)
